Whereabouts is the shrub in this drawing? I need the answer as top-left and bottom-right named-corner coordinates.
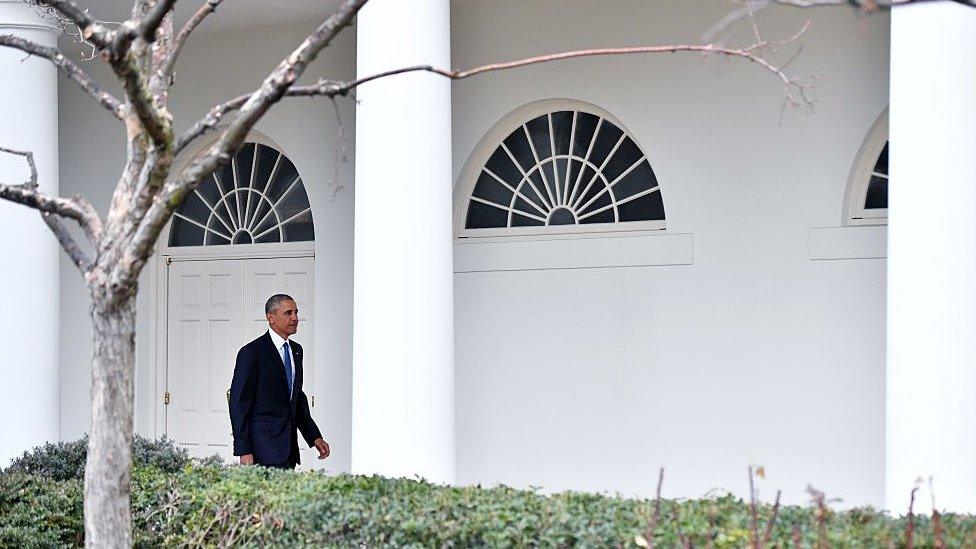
top-left (110, 468), bottom-right (976, 547)
top-left (0, 472), bottom-right (83, 548)
top-left (4, 435), bottom-right (218, 481)
top-left (4, 439), bottom-right (976, 547)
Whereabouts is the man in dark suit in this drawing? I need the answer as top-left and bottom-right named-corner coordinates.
top-left (229, 293), bottom-right (330, 468)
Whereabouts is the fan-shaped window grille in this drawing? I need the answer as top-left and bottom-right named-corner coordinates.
top-left (169, 142), bottom-right (314, 246)
top-left (846, 108), bottom-right (888, 225)
top-left (457, 100), bottom-right (665, 237)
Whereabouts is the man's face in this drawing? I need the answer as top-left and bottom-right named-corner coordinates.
top-left (267, 299), bottom-right (299, 338)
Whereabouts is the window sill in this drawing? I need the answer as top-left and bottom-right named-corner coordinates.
top-left (808, 225), bottom-right (887, 260)
top-left (453, 232), bottom-right (693, 273)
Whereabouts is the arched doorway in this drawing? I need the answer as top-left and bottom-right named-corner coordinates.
top-left (161, 138), bottom-right (317, 462)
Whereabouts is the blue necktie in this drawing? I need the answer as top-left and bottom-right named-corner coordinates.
top-left (282, 342), bottom-right (294, 399)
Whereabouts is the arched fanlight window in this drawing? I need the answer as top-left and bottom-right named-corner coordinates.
top-left (863, 142), bottom-right (888, 211)
top-left (455, 99), bottom-right (665, 237)
top-left (845, 108), bottom-right (888, 225)
top-left (169, 142), bottom-right (314, 246)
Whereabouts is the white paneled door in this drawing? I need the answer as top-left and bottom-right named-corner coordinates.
top-left (165, 256), bottom-right (315, 463)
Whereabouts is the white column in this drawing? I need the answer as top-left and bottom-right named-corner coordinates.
top-left (0, 1), bottom-right (60, 465)
top-left (887, 2), bottom-right (976, 513)
top-left (351, 0), bottom-right (454, 482)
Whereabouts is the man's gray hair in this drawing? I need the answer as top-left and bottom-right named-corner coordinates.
top-left (265, 294), bottom-right (296, 315)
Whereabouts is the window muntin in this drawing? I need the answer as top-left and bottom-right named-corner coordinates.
top-left (457, 100), bottom-right (665, 237)
top-left (864, 141), bottom-right (888, 210)
top-left (169, 142), bottom-right (314, 247)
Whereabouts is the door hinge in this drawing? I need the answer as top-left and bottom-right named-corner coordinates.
top-left (164, 391), bottom-right (171, 406)
top-left (311, 395), bottom-right (315, 407)
top-left (165, 256), bottom-right (173, 265)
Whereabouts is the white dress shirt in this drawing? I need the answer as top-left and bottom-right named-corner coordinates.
top-left (267, 329), bottom-right (295, 394)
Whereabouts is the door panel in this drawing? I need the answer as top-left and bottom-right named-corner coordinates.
top-left (166, 260), bottom-right (242, 461)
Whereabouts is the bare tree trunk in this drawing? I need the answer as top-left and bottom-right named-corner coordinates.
top-left (83, 290), bottom-right (136, 549)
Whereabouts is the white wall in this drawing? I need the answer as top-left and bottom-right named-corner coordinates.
top-left (58, 20), bottom-right (357, 472)
top-left (451, 0), bottom-right (889, 506)
top-left (54, 0), bottom-right (890, 507)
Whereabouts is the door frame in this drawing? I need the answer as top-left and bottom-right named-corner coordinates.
top-left (152, 243), bottom-right (315, 439)
top-left (150, 128), bottom-right (317, 439)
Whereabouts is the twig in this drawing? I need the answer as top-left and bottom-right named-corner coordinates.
top-left (906, 486), bottom-right (918, 549)
top-left (0, 146), bottom-right (102, 242)
top-left (775, 0), bottom-right (975, 8)
top-left (161, 0), bottom-right (226, 83)
top-left (32, 0), bottom-right (114, 49)
top-left (762, 490), bottom-right (782, 546)
top-left (645, 468), bottom-right (665, 549)
top-left (749, 466), bottom-right (760, 549)
top-left (177, 39), bottom-right (811, 155)
top-left (0, 146), bottom-right (97, 269)
top-left (792, 522), bottom-right (803, 548)
top-left (806, 485), bottom-right (828, 549)
top-left (41, 213), bottom-right (92, 270)
top-left (930, 477), bottom-right (944, 549)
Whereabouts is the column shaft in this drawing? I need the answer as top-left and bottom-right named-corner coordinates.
top-left (887, 2), bottom-right (976, 512)
top-left (351, 0), bottom-right (454, 482)
top-left (0, 1), bottom-right (60, 464)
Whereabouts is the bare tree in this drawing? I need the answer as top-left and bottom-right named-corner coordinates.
top-left (0, 0), bottom-right (929, 546)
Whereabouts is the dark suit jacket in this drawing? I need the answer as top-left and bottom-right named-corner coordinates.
top-left (229, 332), bottom-right (322, 466)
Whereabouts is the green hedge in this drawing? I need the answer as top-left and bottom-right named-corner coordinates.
top-left (2, 439), bottom-right (973, 547)
top-left (5, 434), bottom-right (219, 481)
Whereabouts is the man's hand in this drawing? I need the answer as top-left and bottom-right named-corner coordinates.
top-left (239, 454), bottom-right (254, 465)
top-left (313, 438), bottom-right (330, 460)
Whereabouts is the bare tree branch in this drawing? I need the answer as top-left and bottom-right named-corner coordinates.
top-left (176, 39), bottom-right (810, 155)
top-left (0, 146), bottom-right (103, 244)
top-left (42, 212), bottom-right (92, 270)
top-left (111, 0), bottom-right (177, 53)
top-left (123, 15), bottom-right (176, 225)
top-left (762, 490), bottom-right (783, 546)
top-left (112, 51), bottom-right (172, 149)
top-left (161, 0), bottom-right (225, 84)
top-left (122, 0), bottom-right (369, 291)
top-left (749, 466), bottom-right (760, 549)
top-left (173, 95), bottom-right (245, 155)
top-left (89, 2), bottom-right (177, 152)
top-left (0, 34), bottom-right (124, 118)
top-left (712, 0), bottom-right (973, 43)
top-left (136, 0), bottom-right (177, 42)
